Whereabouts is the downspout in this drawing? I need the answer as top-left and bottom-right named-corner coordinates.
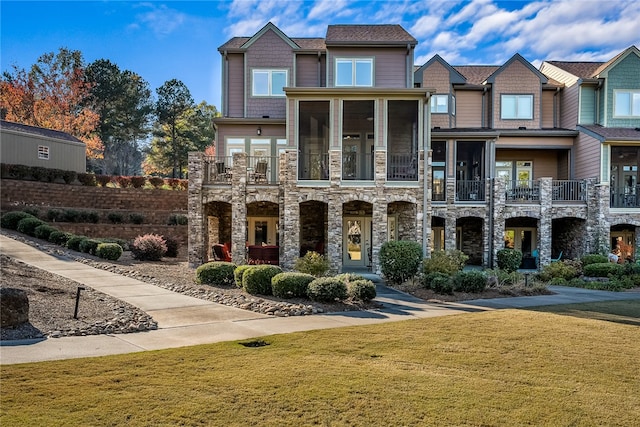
top-left (423, 91), bottom-right (432, 258)
top-left (595, 79), bottom-right (603, 125)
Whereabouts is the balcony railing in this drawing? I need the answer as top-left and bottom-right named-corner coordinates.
top-left (387, 153), bottom-right (418, 181)
top-left (298, 152), bottom-right (329, 180)
top-left (552, 180), bottom-right (586, 202)
top-left (247, 156), bottom-right (278, 185)
top-left (506, 180), bottom-right (540, 202)
top-left (457, 180), bottom-right (485, 201)
top-left (611, 185), bottom-right (640, 208)
top-left (342, 152), bottom-right (374, 180)
top-left (204, 156), bottom-right (232, 184)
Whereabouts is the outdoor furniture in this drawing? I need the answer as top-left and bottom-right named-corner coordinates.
top-left (252, 161), bottom-right (268, 183)
top-left (551, 251), bottom-right (563, 262)
top-left (247, 245), bottom-right (279, 265)
top-left (212, 244), bottom-right (232, 262)
top-left (215, 162), bottom-right (232, 183)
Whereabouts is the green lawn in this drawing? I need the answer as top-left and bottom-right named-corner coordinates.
top-left (2, 302), bottom-right (639, 426)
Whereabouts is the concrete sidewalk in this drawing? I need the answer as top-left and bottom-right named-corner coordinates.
top-left (2, 234), bottom-right (639, 365)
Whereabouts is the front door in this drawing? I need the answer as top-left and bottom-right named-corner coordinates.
top-left (343, 217), bottom-right (372, 268)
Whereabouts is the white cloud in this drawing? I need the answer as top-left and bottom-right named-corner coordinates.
top-left (410, 15), bottom-right (442, 38)
top-left (130, 3), bottom-right (187, 38)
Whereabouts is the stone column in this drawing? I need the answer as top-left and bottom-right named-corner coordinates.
top-left (371, 198), bottom-right (387, 273)
top-left (538, 178), bottom-right (553, 266)
top-left (188, 152), bottom-right (204, 268)
top-left (445, 179), bottom-right (456, 250)
top-left (231, 152), bottom-right (247, 265)
top-left (327, 198), bottom-right (343, 274)
top-left (492, 177), bottom-right (506, 268)
top-left (281, 150), bottom-right (300, 270)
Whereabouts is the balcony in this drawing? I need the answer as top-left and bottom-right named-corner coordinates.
top-left (342, 152), bottom-right (374, 180)
top-left (387, 153), bottom-right (418, 181)
top-left (204, 156), bottom-right (232, 185)
top-left (506, 180), bottom-right (540, 202)
top-left (247, 156), bottom-right (278, 185)
top-left (552, 180), bottom-right (586, 202)
top-left (611, 185), bottom-right (640, 208)
top-left (456, 180), bottom-right (485, 201)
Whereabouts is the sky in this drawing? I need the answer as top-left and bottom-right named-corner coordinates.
top-left (2, 0), bottom-right (639, 108)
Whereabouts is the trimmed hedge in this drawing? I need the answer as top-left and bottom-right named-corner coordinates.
top-left (66, 235), bottom-right (88, 252)
top-left (234, 265), bottom-right (254, 288)
top-left (307, 277), bottom-right (347, 302)
top-left (581, 254), bottom-right (608, 266)
top-left (347, 279), bottom-right (377, 301)
top-left (34, 224), bottom-right (58, 241)
top-left (96, 243), bottom-right (123, 261)
top-left (1, 211), bottom-right (35, 230)
top-left (16, 217), bottom-right (45, 236)
top-left (379, 240), bottom-right (423, 285)
top-left (79, 238), bottom-right (100, 255)
top-left (48, 230), bottom-right (73, 246)
top-left (196, 262), bottom-right (236, 286)
top-left (423, 272), bottom-right (454, 295)
top-left (583, 262), bottom-right (624, 278)
top-left (271, 272), bottom-right (315, 298)
top-left (452, 271), bottom-right (487, 293)
top-left (496, 249), bottom-right (523, 273)
top-left (243, 265), bottom-right (282, 295)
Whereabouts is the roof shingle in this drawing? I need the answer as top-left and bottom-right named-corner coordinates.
top-left (0, 120), bottom-right (84, 144)
top-left (452, 66), bottom-right (500, 85)
top-left (325, 24), bottom-right (416, 45)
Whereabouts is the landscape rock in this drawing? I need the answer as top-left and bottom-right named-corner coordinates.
top-left (0, 287), bottom-right (29, 327)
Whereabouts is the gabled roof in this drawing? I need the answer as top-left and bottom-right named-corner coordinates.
top-left (591, 45), bottom-right (640, 77)
top-left (578, 124), bottom-right (640, 142)
top-left (325, 24), bottom-right (416, 46)
top-left (415, 54), bottom-right (466, 84)
top-left (485, 53), bottom-right (548, 84)
top-left (453, 66), bottom-right (500, 85)
top-left (544, 46), bottom-right (640, 79)
top-left (293, 38), bottom-right (326, 51)
top-left (240, 22), bottom-right (299, 50)
top-left (0, 120), bottom-right (84, 144)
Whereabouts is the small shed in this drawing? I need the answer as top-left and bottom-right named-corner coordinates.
top-left (0, 120), bottom-right (86, 173)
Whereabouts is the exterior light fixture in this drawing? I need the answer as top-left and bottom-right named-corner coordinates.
top-left (257, 127), bottom-right (262, 135)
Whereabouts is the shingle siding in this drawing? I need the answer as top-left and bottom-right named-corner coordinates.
top-left (227, 53), bottom-right (244, 117)
top-left (296, 54), bottom-right (325, 87)
top-left (492, 60), bottom-right (541, 129)
top-left (606, 54), bottom-right (640, 127)
top-left (579, 86), bottom-right (596, 125)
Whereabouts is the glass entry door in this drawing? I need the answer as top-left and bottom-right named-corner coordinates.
top-left (343, 217), bottom-right (372, 268)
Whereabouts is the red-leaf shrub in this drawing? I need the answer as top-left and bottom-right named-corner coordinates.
top-left (148, 176), bottom-right (164, 188)
top-left (77, 173), bottom-right (97, 186)
top-left (131, 234), bottom-right (167, 261)
top-left (96, 175), bottom-right (112, 187)
top-left (130, 176), bottom-right (146, 188)
top-left (115, 176), bottom-right (131, 188)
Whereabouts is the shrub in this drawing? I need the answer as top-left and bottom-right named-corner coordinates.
top-left (47, 209), bottom-right (64, 222)
top-left (162, 236), bottom-right (179, 257)
top-left (96, 175), bottom-right (112, 187)
top-left (115, 176), bottom-right (131, 188)
top-left (334, 273), bottom-right (365, 284)
top-left (79, 210), bottom-right (100, 224)
top-left (243, 265), bottom-right (282, 295)
top-left (149, 176), bottom-right (164, 188)
top-left (452, 271), bottom-right (487, 293)
top-left (583, 262), bottom-right (624, 278)
top-left (129, 213), bottom-right (145, 224)
top-left (131, 234), bottom-right (167, 261)
top-left (61, 170), bottom-right (77, 184)
top-left (130, 176), bottom-right (146, 188)
top-left (77, 173), bottom-right (97, 186)
top-left (294, 251), bottom-right (330, 277)
top-left (16, 217), bottom-right (45, 236)
top-left (107, 212), bottom-right (124, 224)
top-left (423, 250), bottom-right (468, 276)
top-left (61, 209), bottom-right (80, 223)
top-left (66, 235), bottom-right (88, 252)
top-left (196, 262), bottom-right (236, 286)
top-left (168, 213), bottom-right (188, 226)
top-left (95, 243), bottom-right (123, 261)
top-left (485, 269), bottom-right (522, 287)
top-left (1, 211), bottom-right (35, 230)
top-left (347, 279), bottom-right (377, 301)
top-left (271, 272), bottom-right (315, 298)
top-left (98, 237), bottom-right (129, 251)
top-left (23, 207), bottom-right (40, 218)
top-left (538, 260), bottom-right (579, 282)
top-left (379, 240), bottom-right (423, 285)
top-left (307, 277), bottom-right (348, 302)
top-left (234, 265), bottom-right (254, 288)
top-left (48, 230), bottom-right (73, 246)
top-left (581, 254), bottom-right (608, 266)
top-left (34, 224), bottom-right (58, 241)
top-left (79, 238), bottom-right (100, 255)
top-left (496, 249), bottom-right (523, 273)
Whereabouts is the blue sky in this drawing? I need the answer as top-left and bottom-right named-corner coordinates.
top-left (2, 0), bottom-right (639, 108)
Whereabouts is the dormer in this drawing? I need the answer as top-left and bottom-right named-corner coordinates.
top-left (485, 53), bottom-right (548, 129)
top-left (325, 25), bottom-right (416, 89)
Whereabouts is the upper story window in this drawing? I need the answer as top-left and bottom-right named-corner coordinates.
top-left (38, 145), bottom-right (49, 160)
top-left (501, 94), bottom-right (533, 119)
top-left (335, 58), bottom-right (373, 87)
top-left (252, 69), bottom-right (287, 97)
top-left (430, 95), bottom-right (455, 114)
top-left (614, 90), bottom-right (640, 117)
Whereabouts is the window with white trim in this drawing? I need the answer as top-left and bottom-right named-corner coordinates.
top-left (252, 69), bottom-right (287, 97)
top-left (335, 58), bottom-right (373, 87)
top-left (430, 95), bottom-right (448, 113)
top-left (614, 90), bottom-right (640, 117)
top-left (501, 94), bottom-right (533, 119)
top-left (38, 145), bottom-right (49, 160)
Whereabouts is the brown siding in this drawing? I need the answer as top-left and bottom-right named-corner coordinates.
top-left (492, 60), bottom-right (541, 129)
top-left (495, 149), bottom-right (564, 179)
top-left (574, 132), bottom-right (601, 179)
top-left (327, 47), bottom-right (407, 88)
top-left (560, 84), bottom-right (579, 129)
top-left (421, 61), bottom-right (450, 93)
top-left (541, 90), bottom-right (555, 128)
top-left (227, 53), bottom-right (244, 118)
top-left (296, 54), bottom-right (321, 87)
top-left (245, 29), bottom-right (293, 118)
top-left (455, 91), bottom-right (482, 127)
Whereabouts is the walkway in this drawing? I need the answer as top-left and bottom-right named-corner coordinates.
top-left (1, 234), bottom-right (639, 365)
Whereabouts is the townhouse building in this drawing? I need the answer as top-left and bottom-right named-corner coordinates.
top-left (188, 22), bottom-right (640, 272)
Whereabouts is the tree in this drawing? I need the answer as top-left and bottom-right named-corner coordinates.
top-left (85, 59), bottom-right (153, 174)
top-left (0, 48), bottom-right (101, 161)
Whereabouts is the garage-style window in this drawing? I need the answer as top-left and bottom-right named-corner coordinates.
top-left (38, 145), bottom-right (50, 160)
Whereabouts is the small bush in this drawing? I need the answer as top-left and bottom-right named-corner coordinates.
top-left (129, 213), bottom-right (145, 224)
top-left (66, 235), bottom-right (88, 252)
top-left (196, 262), bottom-right (236, 286)
top-left (294, 251), bottom-right (330, 277)
top-left (95, 243), bottom-right (123, 261)
top-left (79, 238), bottom-right (100, 255)
top-left (23, 207), bottom-right (40, 218)
top-left (16, 217), bottom-right (45, 236)
top-left (115, 176), bottom-right (131, 188)
top-left (423, 250), bottom-right (468, 276)
top-left (581, 254), bottom-right (608, 266)
top-left (167, 214), bottom-right (188, 226)
top-left (47, 209), bottom-right (64, 222)
top-left (131, 234), bottom-right (167, 261)
top-left (61, 209), bottom-right (80, 223)
top-left (1, 211), bottom-right (35, 230)
top-left (149, 176), bottom-right (164, 188)
top-left (347, 280), bottom-right (377, 301)
top-left (334, 273), bottom-right (365, 284)
top-left (307, 277), bottom-right (348, 302)
top-left (34, 224), bottom-right (58, 241)
top-left (496, 249), bottom-right (523, 273)
top-left (48, 230), bottom-right (73, 246)
top-left (234, 265), bottom-right (254, 288)
top-left (538, 260), bottom-right (579, 282)
top-left (77, 173), bottom-right (97, 186)
top-left (107, 212), bottom-right (124, 224)
top-left (583, 262), bottom-right (624, 278)
top-left (80, 211), bottom-right (100, 224)
top-left (379, 240), bottom-right (423, 285)
top-left (98, 237), bottom-right (130, 251)
top-left (452, 271), bottom-right (487, 293)
top-left (243, 265), bottom-right (282, 295)
top-left (485, 269), bottom-right (522, 287)
top-left (271, 272), bottom-right (315, 299)
top-left (162, 236), bottom-right (179, 257)
top-left (61, 170), bottom-right (77, 184)
top-left (130, 176), bottom-right (146, 188)
top-left (430, 274), bottom-right (455, 295)
top-left (96, 175), bottom-right (112, 187)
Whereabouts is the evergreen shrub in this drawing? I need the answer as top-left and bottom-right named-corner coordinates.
top-left (453, 271), bottom-right (487, 293)
top-left (271, 272), bottom-right (315, 298)
top-left (423, 250), bottom-right (468, 276)
top-left (583, 262), bottom-right (624, 278)
top-left (48, 230), bottom-right (73, 246)
top-left (496, 248), bottom-right (522, 273)
top-left (379, 240), bottom-right (423, 285)
top-left (196, 262), bottom-right (236, 286)
top-left (234, 265), bottom-right (254, 288)
top-left (294, 251), bottom-right (329, 277)
top-left (1, 211), bottom-right (35, 230)
top-left (243, 265), bottom-right (282, 295)
top-left (347, 279), bottom-right (377, 301)
top-left (79, 238), bottom-right (100, 255)
top-left (17, 217), bottom-right (45, 236)
top-left (66, 235), bottom-right (88, 252)
top-left (95, 243), bottom-right (123, 261)
top-left (34, 224), bottom-right (58, 241)
top-left (307, 277), bottom-right (347, 302)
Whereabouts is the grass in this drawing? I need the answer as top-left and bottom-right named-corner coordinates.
top-left (2, 302), bottom-right (640, 426)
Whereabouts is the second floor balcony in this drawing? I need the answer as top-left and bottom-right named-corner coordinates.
top-left (611, 185), bottom-right (640, 208)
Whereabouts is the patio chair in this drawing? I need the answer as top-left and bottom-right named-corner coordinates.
top-left (212, 244), bottom-right (232, 262)
top-left (551, 251), bottom-right (563, 262)
top-left (253, 160), bottom-right (268, 183)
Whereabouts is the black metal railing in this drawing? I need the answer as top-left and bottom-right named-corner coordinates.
top-left (387, 153), bottom-right (418, 181)
top-left (204, 156), bottom-right (232, 184)
top-left (342, 152), bottom-right (374, 180)
top-left (506, 180), bottom-right (540, 202)
top-left (298, 152), bottom-right (329, 180)
top-left (552, 180), bottom-right (586, 202)
top-left (611, 185), bottom-right (640, 208)
top-left (456, 180), bottom-right (485, 201)
top-left (247, 156), bottom-right (278, 184)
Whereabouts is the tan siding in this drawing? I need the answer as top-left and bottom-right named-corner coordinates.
top-left (493, 60), bottom-right (541, 129)
top-left (0, 130), bottom-right (85, 172)
top-left (421, 61), bottom-right (450, 93)
top-left (456, 91), bottom-right (482, 127)
top-left (560, 84), bottom-right (579, 129)
top-left (574, 132), bottom-right (601, 179)
top-left (495, 149), bottom-right (564, 179)
top-left (296, 54), bottom-right (320, 87)
top-left (541, 90), bottom-right (555, 128)
top-left (227, 54), bottom-right (244, 118)
top-left (496, 136), bottom-right (573, 147)
top-left (327, 47), bottom-right (407, 88)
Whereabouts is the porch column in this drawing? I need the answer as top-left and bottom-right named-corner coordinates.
top-left (327, 198), bottom-right (343, 274)
top-left (231, 152), bottom-right (247, 265)
top-left (371, 199), bottom-right (387, 274)
top-left (492, 177), bottom-right (507, 268)
top-left (590, 179), bottom-right (611, 254)
top-left (538, 178), bottom-right (553, 266)
top-left (188, 152), bottom-right (205, 267)
top-left (445, 179), bottom-right (456, 250)
top-left (281, 151), bottom-right (300, 270)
